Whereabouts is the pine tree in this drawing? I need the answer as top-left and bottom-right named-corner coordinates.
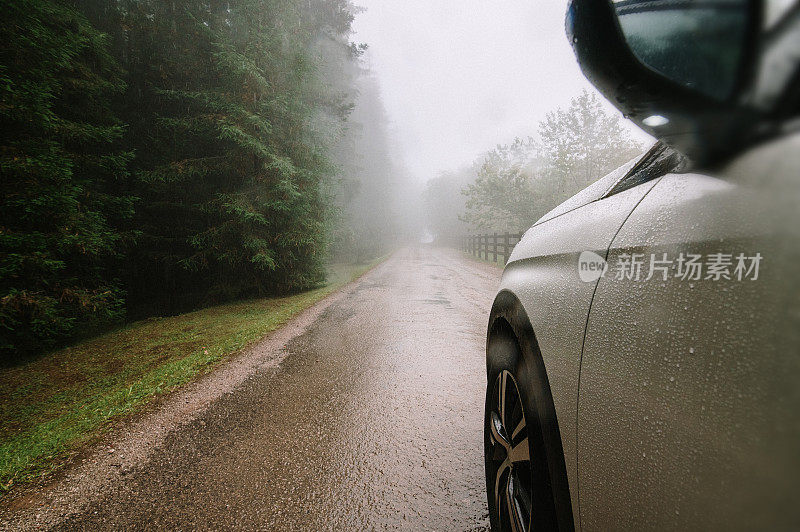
top-left (1, 0), bottom-right (367, 353)
top-left (0, 0), bottom-right (133, 355)
top-left (120, 0), bottom-right (358, 314)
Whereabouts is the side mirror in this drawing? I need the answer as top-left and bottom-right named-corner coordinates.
top-left (566, 0), bottom-right (763, 168)
top-left (613, 0), bottom-right (752, 101)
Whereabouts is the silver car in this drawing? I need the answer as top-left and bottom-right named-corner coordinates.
top-left (484, 1), bottom-right (800, 530)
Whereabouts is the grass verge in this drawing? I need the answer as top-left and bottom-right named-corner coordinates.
top-left (0, 258), bottom-right (386, 494)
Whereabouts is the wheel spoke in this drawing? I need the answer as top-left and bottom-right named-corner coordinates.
top-left (509, 436), bottom-right (530, 465)
top-left (511, 416), bottom-right (526, 441)
top-left (487, 370), bottom-right (532, 532)
top-left (490, 411), bottom-right (510, 450)
top-left (498, 371), bottom-right (508, 427)
top-left (514, 473), bottom-right (533, 529)
top-left (494, 459), bottom-right (510, 518)
top-left (506, 473), bottom-right (527, 532)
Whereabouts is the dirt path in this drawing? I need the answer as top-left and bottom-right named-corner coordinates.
top-left (1, 247), bottom-right (502, 531)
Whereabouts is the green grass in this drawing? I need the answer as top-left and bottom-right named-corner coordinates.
top-left (0, 259), bottom-right (385, 493)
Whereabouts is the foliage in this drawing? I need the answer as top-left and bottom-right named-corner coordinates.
top-left (538, 89), bottom-right (642, 195)
top-left (0, 0), bottom-right (134, 354)
top-left (113, 0), bottom-right (358, 315)
top-left (460, 138), bottom-right (542, 231)
top-left (459, 90), bottom-right (643, 232)
top-left (1, 0), bottom-right (377, 356)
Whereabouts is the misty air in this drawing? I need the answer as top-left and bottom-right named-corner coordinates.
top-left (1, 0), bottom-right (799, 530)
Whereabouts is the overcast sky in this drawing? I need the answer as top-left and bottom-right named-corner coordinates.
top-left (351, 0), bottom-right (650, 182)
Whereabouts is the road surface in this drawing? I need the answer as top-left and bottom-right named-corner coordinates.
top-left (3, 247), bottom-right (502, 531)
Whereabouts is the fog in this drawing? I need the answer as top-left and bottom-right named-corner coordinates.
top-left (352, 0), bottom-right (652, 184)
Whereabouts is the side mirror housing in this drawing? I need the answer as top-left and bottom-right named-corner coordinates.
top-left (566, 0), bottom-right (764, 168)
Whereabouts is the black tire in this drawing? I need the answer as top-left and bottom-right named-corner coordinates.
top-left (484, 291), bottom-right (574, 532)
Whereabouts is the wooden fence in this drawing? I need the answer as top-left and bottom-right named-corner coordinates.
top-left (461, 232), bottom-right (525, 265)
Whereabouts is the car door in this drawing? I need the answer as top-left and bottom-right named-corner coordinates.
top-left (577, 134), bottom-right (800, 530)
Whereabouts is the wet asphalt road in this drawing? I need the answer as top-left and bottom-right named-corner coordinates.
top-left (56, 247), bottom-right (501, 530)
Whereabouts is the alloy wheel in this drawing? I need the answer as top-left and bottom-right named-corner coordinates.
top-left (487, 370), bottom-right (533, 532)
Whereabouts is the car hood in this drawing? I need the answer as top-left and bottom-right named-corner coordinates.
top-left (532, 155), bottom-right (642, 227)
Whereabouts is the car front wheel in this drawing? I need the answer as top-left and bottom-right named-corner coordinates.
top-left (486, 369), bottom-right (534, 531)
